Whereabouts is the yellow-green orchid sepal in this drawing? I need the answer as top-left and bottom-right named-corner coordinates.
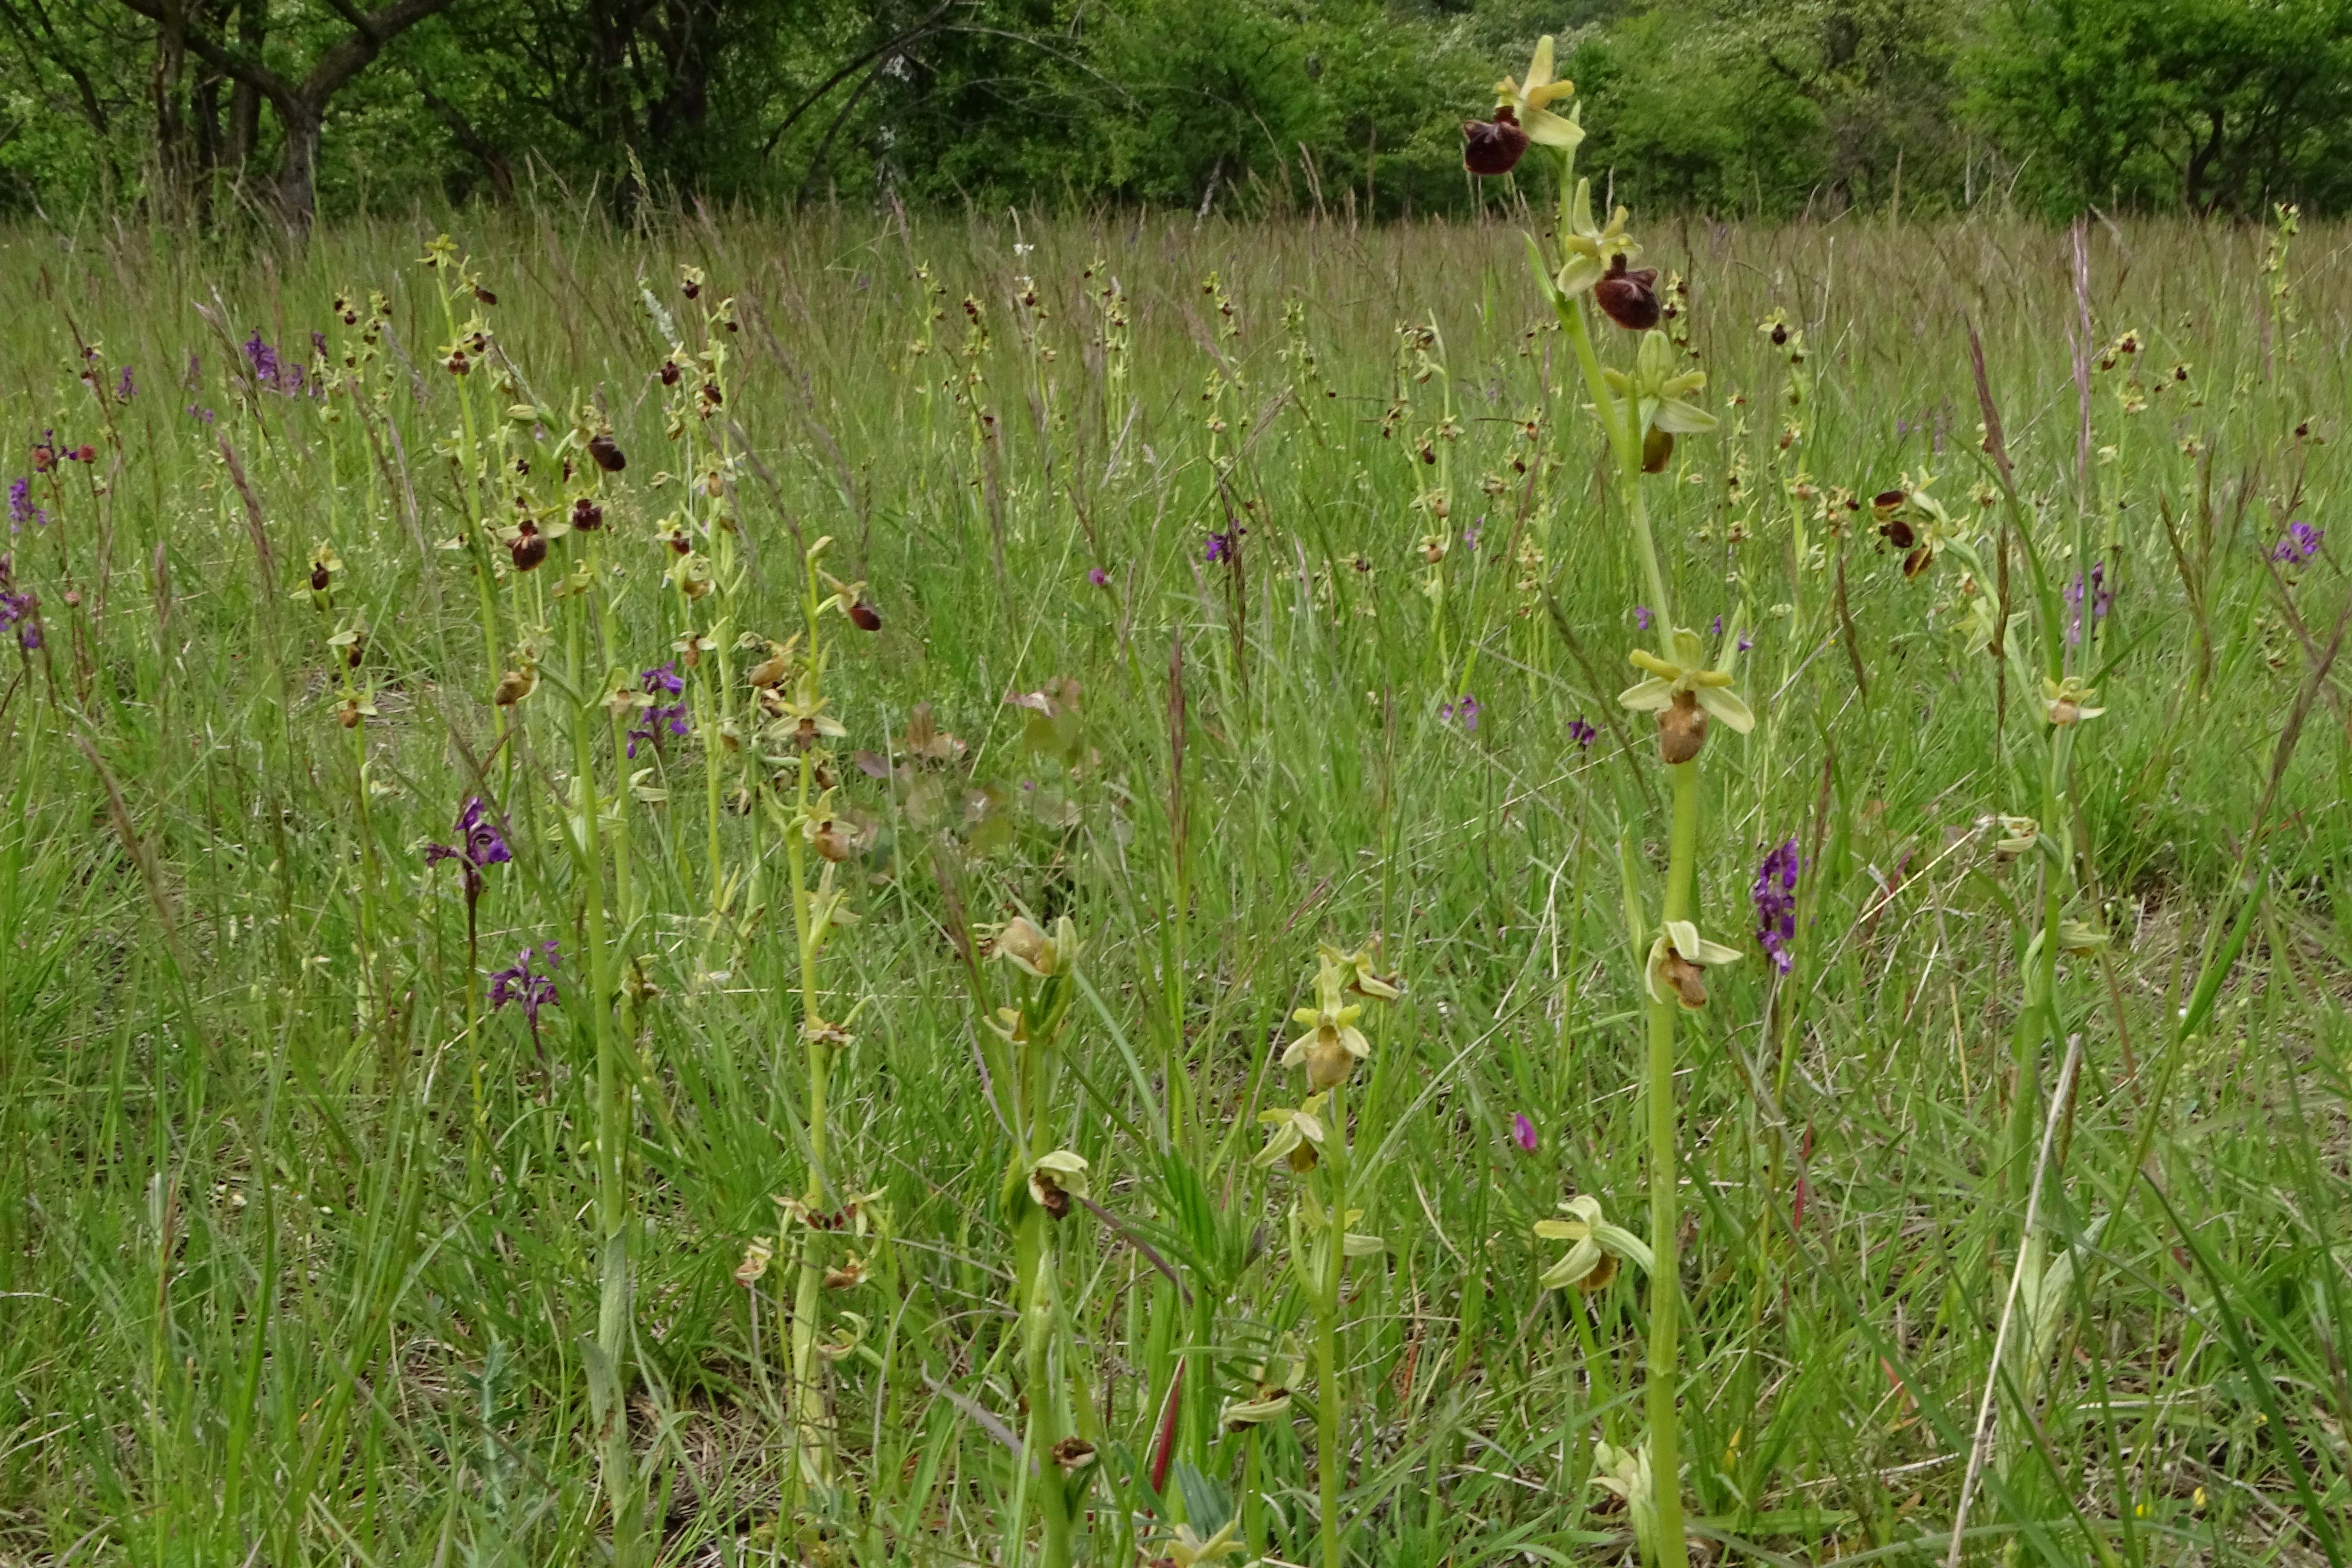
top-left (1617, 627), bottom-right (1755, 734)
top-left (1495, 36), bottom-right (1583, 150)
top-left (2042, 675), bottom-right (2105, 726)
top-left (2025, 918), bottom-right (2112, 971)
top-left (1221, 1388), bottom-right (1293, 1427)
top-left (1534, 1193), bottom-right (1653, 1290)
top-left (1025, 1148), bottom-right (1090, 1207)
top-left (1644, 919), bottom-right (1744, 1008)
top-left (991, 913), bottom-right (1081, 978)
top-left (1154, 1519), bottom-right (1245, 1568)
top-left (1555, 176), bottom-right (1632, 297)
top-left (1318, 941), bottom-right (1404, 1000)
top-left (1282, 1004), bottom-right (1367, 1064)
top-left (1592, 1439), bottom-right (1660, 1563)
top-left (1222, 1338), bottom-right (1303, 1429)
top-left (1604, 329), bottom-right (1717, 438)
top-left (1253, 1093), bottom-right (1330, 1171)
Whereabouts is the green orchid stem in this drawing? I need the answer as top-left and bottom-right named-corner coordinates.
top-left (1643, 759), bottom-right (1700, 1567)
top-left (1317, 1083), bottom-right (1349, 1568)
top-left (788, 768), bottom-right (833, 1501)
top-left (1017, 1201), bottom-right (1075, 1568)
top-left (1544, 135), bottom-right (1695, 1565)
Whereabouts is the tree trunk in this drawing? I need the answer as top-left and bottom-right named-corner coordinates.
top-left (227, 0), bottom-right (264, 169)
top-left (112, 0), bottom-right (457, 233)
top-left (151, 10), bottom-right (191, 217)
top-left (275, 103), bottom-right (322, 232)
top-left (193, 72), bottom-right (223, 224)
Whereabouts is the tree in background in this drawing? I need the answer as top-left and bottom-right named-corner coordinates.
top-left (1973, 0), bottom-right (2352, 217)
top-left (3, 0), bottom-right (2350, 222)
top-left (106, 0), bottom-right (458, 229)
top-left (1568, 0), bottom-right (1965, 217)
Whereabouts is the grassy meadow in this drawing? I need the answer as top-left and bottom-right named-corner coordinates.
top-left (0, 201), bottom-right (2347, 1567)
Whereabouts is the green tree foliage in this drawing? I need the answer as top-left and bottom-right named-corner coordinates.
top-left (1972, 0), bottom-right (2352, 216)
top-left (834, 0), bottom-right (1490, 216)
top-left (0, 0), bottom-right (2347, 220)
top-left (1567, 0), bottom-right (1963, 216)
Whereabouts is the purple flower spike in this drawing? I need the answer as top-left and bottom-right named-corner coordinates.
top-left (1634, 605), bottom-right (1652, 631)
top-left (628, 701), bottom-right (692, 758)
top-left (1088, 566), bottom-right (1110, 588)
top-left (1568, 716), bottom-right (1597, 750)
top-left (425, 796), bottom-right (511, 914)
top-left (242, 331), bottom-right (312, 397)
top-left (2272, 520), bottom-right (2323, 564)
top-left (1753, 838), bottom-right (1801, 975)
top-left (7, 477), bottom-right (42, 532)
top-left (2064, 563), bottom-right (2112, 646)
top-left (0, 556), bottom-right (39, 652)
top-left (488, 941), bottom-right (561, 1028)
top-left (460, 796), bottom-right (512, 867)
top-left (1511, 1112), bottom-right (1538, 1154)
top-left (628, 666), bottom-right (693, 757)
top-left (115, 365), bottom-right (135, 402)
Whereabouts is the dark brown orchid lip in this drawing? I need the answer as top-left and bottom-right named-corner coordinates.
top-left (1596, 254), bottom-right (1663, 332)
top-left (1463, 106), bottom-right (1530, 177)
top-left (1642, 426), bottom-right (1675, 474)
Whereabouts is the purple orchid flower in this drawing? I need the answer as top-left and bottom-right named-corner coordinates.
top-left (488, 941), bottom-right (561, 1032)
top-left (1753, 838), bottom-right (1800, 975)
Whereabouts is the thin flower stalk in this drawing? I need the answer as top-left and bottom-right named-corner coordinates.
top-left (981, 915), bottom-right (1093, 1568)
top-left (1471, 48), bottom-right (1748, 1561)
top-left (562, 552), bottom-right (639, 1557)
top-left (767, 532), bottom-right (872, 1498)
top-left (1259, 942), bottom-right (1400, 1568)
top-left (421, 238), bottom-right (509, 746)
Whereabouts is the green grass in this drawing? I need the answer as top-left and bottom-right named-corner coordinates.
top-left (0, 200), bottom-right (2347, 1567)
